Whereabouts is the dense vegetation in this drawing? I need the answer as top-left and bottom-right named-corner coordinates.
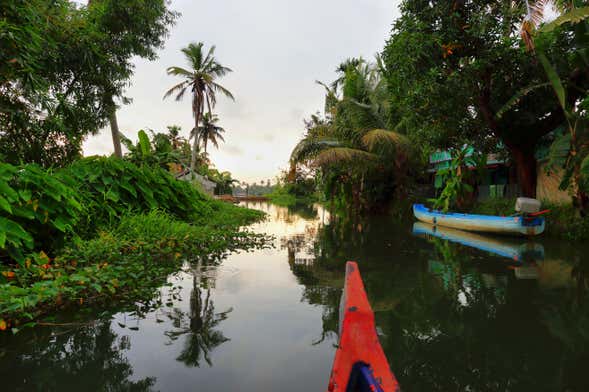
top-left (0, 158), bottom-right (266, 331)
top-left (0, 0), bottom-right (178, 164)
top-left (287, 0), bottom-right (589, 219)
top-left (289, 62), bottom-right (416, 213)
top-left (0, 1), bottom-right (264, 332)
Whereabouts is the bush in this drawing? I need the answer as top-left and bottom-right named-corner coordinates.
top-left (62, 156), bottom-right (213, 234)
top-left (1, 157), bottom-right (261, 265)
top-left (0, 163), bottom-right (82, 264)
top-left (543, 202), bottom-right (589, 241)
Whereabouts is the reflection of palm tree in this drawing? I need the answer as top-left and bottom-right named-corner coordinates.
top-left (165, 275), bottom-right (231, 367)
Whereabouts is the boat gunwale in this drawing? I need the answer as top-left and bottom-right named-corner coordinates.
top-left (413, 203), bottom-right (544, 226)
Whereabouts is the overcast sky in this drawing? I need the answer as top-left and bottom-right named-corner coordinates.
top-left (83, 0), bottom-right (401, 183)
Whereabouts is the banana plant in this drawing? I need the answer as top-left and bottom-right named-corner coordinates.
top-left (430, 147), bottom-right (484, 212)
top-left (503, 1), bottom-right (589, 212)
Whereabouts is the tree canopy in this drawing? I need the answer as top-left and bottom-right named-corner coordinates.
top-left (0, 0), bottom-right (177, 166)
top-left (382, 0), bottom-right (586, 197)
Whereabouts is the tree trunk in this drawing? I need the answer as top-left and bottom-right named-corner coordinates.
top-left (288, 162), bottom-right (296, 182)
top-left (190, 110), bottom-right (201, 177)
top-left (109, 109), bottom-right (122, 158)
top-left (509, 146), bottom-right (537, 198)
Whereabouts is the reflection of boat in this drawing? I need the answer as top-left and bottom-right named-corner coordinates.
top-left (413, 222), bottom-right (544, 262)
top-left (513, 265), bottom-right (540, 279)
top-left (327, 262), bottom-right (399, 392)
top-left (413, 204), bottom-right (545, 236)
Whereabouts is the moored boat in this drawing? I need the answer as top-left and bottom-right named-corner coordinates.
top-left (413, 202), bottom-right (546, 236)
top-left (327, 262), bottom-right (399, 392)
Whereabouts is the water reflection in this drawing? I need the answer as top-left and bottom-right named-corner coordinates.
top-left (413, 222), bottom-right (544, 263)
top-left (283, 208), bottom-right (589, 391)
top-left (163, 261), bottom-right (232, 367)
top-left (0, 320), bottom-right (156, 391)
top-left (2, 203), bottom-right (589, 391)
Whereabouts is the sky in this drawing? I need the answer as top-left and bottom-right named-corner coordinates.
top-left (82, 0), bottom-right (402, 183)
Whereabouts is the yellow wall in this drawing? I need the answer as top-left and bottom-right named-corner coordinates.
top-left (536, 162), bottom-right (572, 205)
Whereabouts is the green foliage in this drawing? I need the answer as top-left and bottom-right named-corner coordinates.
top-left (580, 154), bottom-right (589, 192)
top-left (121, 128), bottom-right (190, 170)
top-left (0, 163), bottom-right (81, 265)
top-left (63, 157), bottom-right (211, 233)
top-left (382, 0), bottom-right (579, 197)
top-left (0, 210), bottom-right (268, 327)
top-left (267, 181), bottom-right (317, 207)
top-left (192, 113), bottom-right (226, 153)
top-left (431, 148), bottom-right (485, 212)
top-left (539, 6), bottom-right (589, 33)
top-left (1, 157), bottom-right (254, 266)
top-left (289, 58), bottom-right (415, 213)
top-left (138, 130), bottom-right (151, 156)
top-left (531, 13), bottom-right (589, 211)
top-left (545, 202), bottom-right (589, 241)
top-left (0, 0), bottom-right (178, 167)
top-left (204, 169), bottom-right (237, 195)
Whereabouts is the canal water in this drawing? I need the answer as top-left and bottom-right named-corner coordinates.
top-left (1, 202), bottom-right (588, 391)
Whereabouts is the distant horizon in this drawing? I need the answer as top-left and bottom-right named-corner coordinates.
top-left (82, 0), bottom-right (400, 183)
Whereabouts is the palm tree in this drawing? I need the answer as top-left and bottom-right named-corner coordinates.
top-left (192, 112), bottom-right (226, 154)
top-left (289, 57), bottom-right (412, 211)
top-left (331, 57), bottom-right (365, 91)
top-left (163, 42), bottom-right (234, 174)
top-left (166, 125), bottom-right (184, 149)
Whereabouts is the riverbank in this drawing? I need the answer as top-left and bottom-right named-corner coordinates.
top-left (0, 158), bottom-right (269, 332)
top-left (0, 205), bottom-right (267, 333)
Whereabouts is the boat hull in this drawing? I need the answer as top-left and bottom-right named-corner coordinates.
top-left (327, 262), bottom-right (399, 392)
top-left (413, 204), bottom-right (545, 236)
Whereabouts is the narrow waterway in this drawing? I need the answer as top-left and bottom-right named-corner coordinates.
top-left (1, 202), bottom-right (588, 391)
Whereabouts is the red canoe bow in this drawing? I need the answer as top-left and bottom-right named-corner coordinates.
top-left (327, 261), bottom-right (400, 392)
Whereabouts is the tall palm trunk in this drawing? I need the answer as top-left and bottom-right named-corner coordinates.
top-left (191, 109), bottom-right (201, 176)
top-left (190, 90), bottom-right (204, 176)
top-left (109, 109), bottom-right (123, 158)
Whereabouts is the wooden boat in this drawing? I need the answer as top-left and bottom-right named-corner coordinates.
top-left (412, 222), bottom-right (544, 262)
top-left (413, 203), bottom-right (545, 236)
top-left (327, 262), bottom-right (400, 392)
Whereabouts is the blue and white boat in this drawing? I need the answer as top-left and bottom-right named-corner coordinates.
top-left (413, 203), bottom-right (545, 236)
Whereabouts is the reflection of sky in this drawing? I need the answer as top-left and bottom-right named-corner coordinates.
top-left (111, 203), bottom-right (335, 391)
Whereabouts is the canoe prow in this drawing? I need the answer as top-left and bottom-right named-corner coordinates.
top-left (327, 262), bottom-right (399, 392)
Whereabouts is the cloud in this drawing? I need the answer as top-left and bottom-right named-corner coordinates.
top-left (223, 145), bottom-right (244, 155)
top-left (261, 133), bottom-right (274, 142)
